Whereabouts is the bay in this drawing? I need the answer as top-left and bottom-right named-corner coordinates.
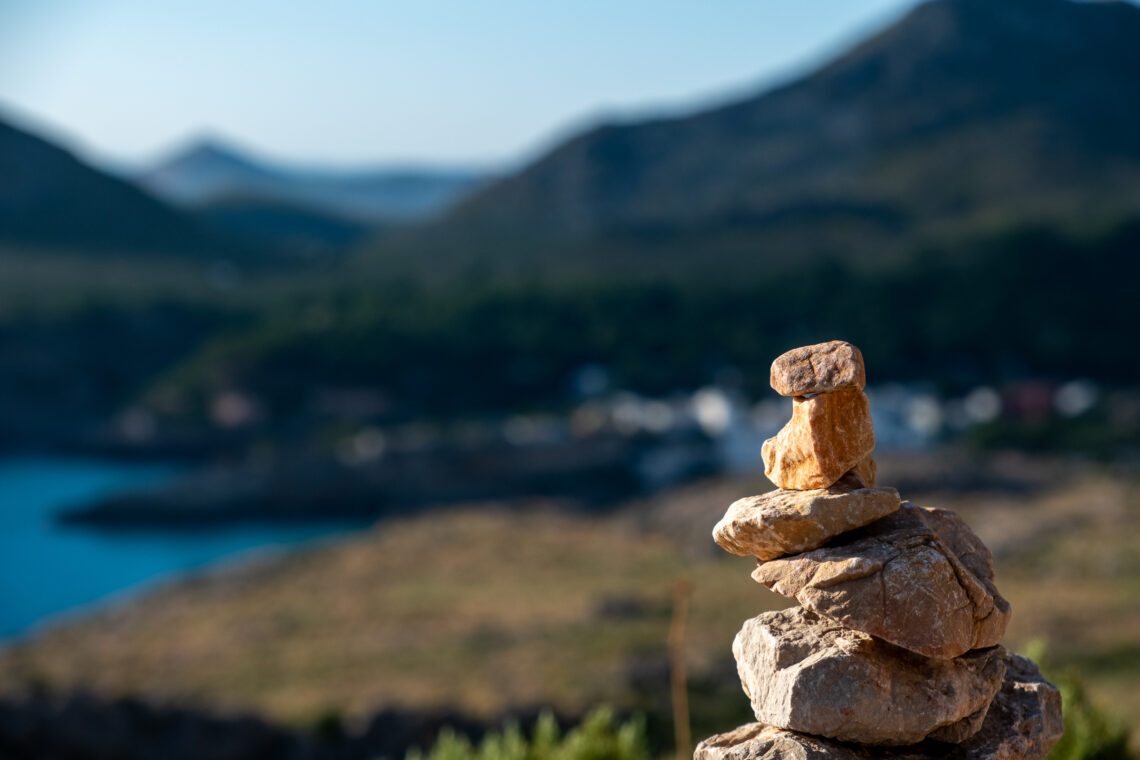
top-left (0, 457), bottom-right (369, 639)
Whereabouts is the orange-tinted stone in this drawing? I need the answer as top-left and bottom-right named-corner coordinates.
top-left (761, 389), bottom-right (875, 490)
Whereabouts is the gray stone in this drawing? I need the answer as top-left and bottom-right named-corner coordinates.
top-left (928, 702), bottom-right (992, 745)
top-left (694, 650), bottom-right (1062, 760)
top-left (695, 723), bottom-right (844, 760)
top-left (732, 607), bottom-right (1007, 745)
top-left (752, 504), bottom-right (1011, 659)
top-left (713, 479), bottom-right (900, 561)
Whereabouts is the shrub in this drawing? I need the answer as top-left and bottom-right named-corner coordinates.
top-left (1021, 640), bottom-right (1134, 760)
top-left (405, 708), bottom-right (650, 760)
top-left (1047, 672), bottom-right (1133, 760)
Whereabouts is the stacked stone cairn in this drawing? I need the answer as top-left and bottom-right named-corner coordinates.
top-left (695, 341), bottom-right (1064, 760)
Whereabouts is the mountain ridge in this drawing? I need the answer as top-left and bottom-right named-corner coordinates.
top-left (0, 115), bottom-right (239, 258)
top-left (370, 0), bottom-right (1140, 282)
top-left (139, 137), bottom-right (490, 224)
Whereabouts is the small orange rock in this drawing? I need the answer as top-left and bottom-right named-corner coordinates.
top-left (761, 389), bottom-right (875, 490)
top-left (770, 340), bottom-right (865, 397)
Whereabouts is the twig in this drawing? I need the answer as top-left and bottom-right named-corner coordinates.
top-left (668, 578), bottom-right (694, 760)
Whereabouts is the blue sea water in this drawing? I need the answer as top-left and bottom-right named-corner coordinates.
top-left (0, 458), bottom-right (370, 639)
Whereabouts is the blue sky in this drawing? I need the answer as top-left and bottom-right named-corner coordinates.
top-left (0, 1), bottom-right (911, 168)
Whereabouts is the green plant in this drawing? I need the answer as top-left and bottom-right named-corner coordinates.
top-left (312, 707), bottom-right (346, 741)
top-left (405, 708), bottom-right (650, 760)
top-left (1022, 640), bottom-right (1134, 760)
top-left (1047, 673), bottom-right (1133, 760)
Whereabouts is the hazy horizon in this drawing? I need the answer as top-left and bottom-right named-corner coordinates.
top-left (1, 0), bottom-right (912, 171)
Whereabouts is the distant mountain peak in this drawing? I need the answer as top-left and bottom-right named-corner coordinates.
top-left (138, 136), bottom-right (487, 223)
top-left (0, 116), bottom-right (238, 257)
top-left (156, 135), bottom-right (273, 177)
top-left (181, 138), bottom-right (245, 162)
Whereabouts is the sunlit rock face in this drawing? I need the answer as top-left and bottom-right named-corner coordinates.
top-left (752, 503), bottom-right (1011, 659)
top-left (762, 389), bottom-right (875, 490)
top-left (713, 474), bottom-right (900, 561)
top-left (732, 607), bottom-right (1006, 745)
top-left (769, 341), bottom-right (866, 397)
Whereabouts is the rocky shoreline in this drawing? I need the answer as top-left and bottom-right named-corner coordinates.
top-left (57, 431), bottom-right (718, 527)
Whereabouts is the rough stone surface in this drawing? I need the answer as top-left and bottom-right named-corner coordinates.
top-left (762, 390), bottom-right (875, 490)
top-left (919, 504), bottom-right (996, 582)
top-left (694, 650), bottom-right (1062, 760)
top-left (770, 341), bottom-right (866, 397)
top-left (752, 504), bottom-right (1011, 659)
top-left (695, 723), bottom-right (848, 760)
top-left (713, 480), bottom-right (900, 561)
top-left (732, 607), bottom-right (1006, 745)
top-left (928, 702), bottom-right (992, 744)
top-left (964, 651), bottom-right (1065, 759)
top-left (847, 456), bottom-right (877, 487)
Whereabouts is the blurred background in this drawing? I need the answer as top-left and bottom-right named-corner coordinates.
top-left (1, 0), bottom-right (1138, 757)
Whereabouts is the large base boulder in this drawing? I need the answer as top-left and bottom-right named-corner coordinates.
top-left (695, 651), bottom-right (1063, 760)
top-left (733, 607), bottom-right (1007, 745)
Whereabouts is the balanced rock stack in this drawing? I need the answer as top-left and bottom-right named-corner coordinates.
top-left (696, 341), bottom-right (1063, 760)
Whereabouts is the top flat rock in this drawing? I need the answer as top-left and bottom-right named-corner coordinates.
top-left (694, 650), bottom-right (1063, 760)
top-left (770, 341), bottom-right (866, 397)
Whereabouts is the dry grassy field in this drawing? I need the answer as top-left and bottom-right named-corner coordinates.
top-left (0, 450), bottom-right (1136, 746)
